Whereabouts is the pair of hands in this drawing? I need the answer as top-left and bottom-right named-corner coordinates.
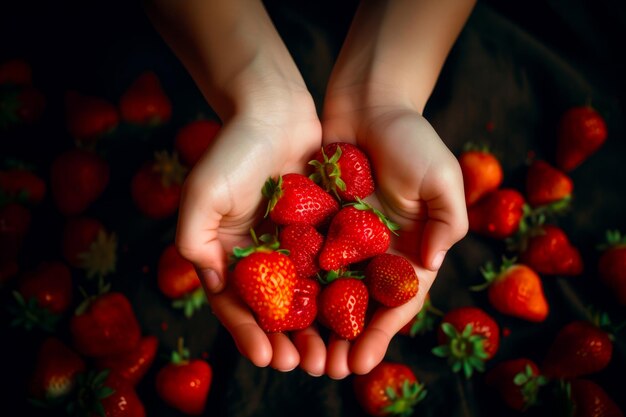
top-left (175, 85), bottom-right (469, 379)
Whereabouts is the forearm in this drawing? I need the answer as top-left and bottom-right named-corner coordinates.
top-left (143, 0), bottom-right (309, 121)
top-left (327, 0), bottom-right (476, 114)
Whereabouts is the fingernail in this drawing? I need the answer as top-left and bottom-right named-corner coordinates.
top-left (431, 250), bottom-right (447, 270)
top-left (199, 268), bottom-right (223, 293)
top-left (307, 371), bottom-right (322, 377)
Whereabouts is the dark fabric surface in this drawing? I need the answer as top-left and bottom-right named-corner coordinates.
top-left (1, 1), bottom-right (625, 416)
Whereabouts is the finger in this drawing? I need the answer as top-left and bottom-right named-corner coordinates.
top-left (291, 325), bottom-right (327, 376)
top-left (267, 332), bottom-right (300, 372)
top-left (325, 334), bottom-right (352, 380)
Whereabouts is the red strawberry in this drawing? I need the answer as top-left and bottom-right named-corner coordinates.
top-left (174, 119), bottom-right (221, 167)
top-left (155, 339), bottom-right (212, 416)
top-left (473, 258), bottom-right (549, 322)
top-left (231, 238), bottom-right (298, 322)
top-left (61, 217), bottom-right (117, 280)
top-left (70, 291), bottom-right (141, 358)
top-left (518, 224), bottom-right (583, 276)
top-left (542, 319), bottom-right (613, 379)
top-left (353, 361), bottom-right (427, 417)
top-left (468, 188), bottom-right (527, 240)
top-left (598, 230), bottom-right (626, 305)
top-left (485, 358), bottom-right (547, 412)
top-left (96, 335), bottom-right (159, 386)
top-left (566, 379), bottom-right (624, 417)
top-left (258, 277), bottom-right (320, 333)
top-left (398, 293), bottom-right (442, 337)
top-left (99, 373), bottom-right (146, 417)
top-left (28, 337), bottom-right (86, 402)
top-left (279, 223), bottom-right (323, 279)
top-left (525, 159), bottom-right (573, 208)
top-left (157, 243), bottom-right (206, 318)
top-left (0, 58), bottom-right (32, 85)
top-left (0, 167), bottom-right (46, 205)
top-left (262, 173), bottom-right (339, 227)
top-left (556, 106), bottom-right (607, 172)
top-left (50, 148), bottom-right (109, 216)
top-left (119, 71), bottom-right (172, 125)
top-left (364, 253), bottom-right (419, 307)
top-left (318, 276), bottom-right (368, 340)
top-left (458, 144), bottom-right (503, 207)
top-left (432, 306), bottom-right (500, 378)
top-left (309, 142), bottom-right (375, 202)
top-left (131, 150), bottom-right (187, 219)
top-left (64, 90), bottom-right (119, 144)
top-left (0, 202), bottom-right (31, 261)
top-left (318, 200), bottom-right (399, 271)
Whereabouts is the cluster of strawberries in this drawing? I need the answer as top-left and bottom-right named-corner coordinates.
top-left (230, 142), bottom-right (419, 341)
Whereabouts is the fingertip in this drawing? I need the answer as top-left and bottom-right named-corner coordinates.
top-left (267, 332), bottom-right (300, 372)
top-left (292, 327), bottom-right (326, 376)
top-left (348, 328), bottom-right (390, 375)
top-left (325, 336), bottom-right (351, 380)
top-left (231, 323), bottom-right (273, 368)
top-left (197, 267), bottom-right (225, 294)
top-left (428, 250), bottom-right (447, 272)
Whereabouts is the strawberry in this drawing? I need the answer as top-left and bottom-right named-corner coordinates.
top-left (262, 173), bottom-right (339, 227)
top-left (119, 71), bottom-right (172, 125)
top-left (432, 306), bottom-right (500, 378)
top-left (0, 58), bottom-right (32, 85)
top-left (318, 276), bottom-right (369, 340)
top-left (96, 335), bottom-right (159, 386)
top-left (353, 361), bottom-right (427, 417)
top-left (484, 358), bottom-right (547, 412)
top-left (364, 253), bottom-right (418, 307)
top-left (157, 243), bottom-right (206, 318)
top-left (50, 148), bottom-right (109, 216)
top-left (131, 150), bottom-right (187, 219)
top-left (458, 144), bottom-right (503, 207)
top-left (517, 224), bottom-right (583, 276)
top-left (472, 258), bottom-right (549, 322)
top-left (525, 159), bottom-right (573, 208)
top-left (468, 188), bottom-right (527, 240)
top-left (155, 338), bottom-right (212, 416)
top-left (565, 379), bottom-right (624, 417)
top-left (258, 277), bottom-right (320, 333)
top-left (28, 337), bottom-right (86, 403)
top-left (279, 223), bottom-right (323, 279)
top-left (64, 90), bottom-right (119, 144)
top-left (398, 293), bottom-right (442, 337)
top-left (308, 142), bottom-right (375, 202)
top-left (598, 230), bottom-right (626, 305)
top-left (0, 202), bottom-right (31, 261)
top-left (70, 291), bottom-right (142, 358)
top-left (61, 217), bottom-right (117, 280)
top-left (0, 166), bottom-right (46, 205)
top-left (98, 373), bottom-right (146, 417)
top-left (556, 105), bottom-right (607, 172)
top-left (231, 234), bottom-right (298, 322)
top-left (174, 119), bottom-right (221, 167)
top-left (318, 199), bottom-right (399, 271)
top-left (542, 318), bottom-right (613, 379)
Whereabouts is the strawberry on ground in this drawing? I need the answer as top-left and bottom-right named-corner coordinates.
top-left (279, 223), bottom-right (323, 279)
top-left (468, 188), bottom-right (528, 240)
top-left (364, 253), bottom-right (418, 307)
top-left (598, 229), bottom-right (626, 305)
top-left (564, 379), bottom-right (624, 417)
top-left (119, 71), bottom-right (172, 125)
top-left (484, 358), bottom-right (547, 412)
top-left (516, 223), bottom-right (583, 276)
top-left (556, 105), bottom-right (608, 172)
top-left (458, 143), bottom-right (503, 207)
top-left (0, 165), bottom-right (46, 205)
top-left (61, 216), bottom-right (117, 280)
top-left (64, 90), bottom-right (119, 144)
top-left (353, 361), bottom-right (427, 417)
top-left (96, 335), bottom-right (159, 386)
top-left (174, 119), bottom-right (221, 167)
top-left (525, 159), bottom-right (573, 209)
top-left (318, 275), bottom-right (369, 340)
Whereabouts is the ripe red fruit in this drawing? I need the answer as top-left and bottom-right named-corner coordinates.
top-left (131, 151), bottom-right (187, 219)
top-left (318, 200), bottom-right (399, 271)
top-left (70, 291), bottom-right (142, 358)
top-left (64, 90), bottom-right (119, 144)
top-left (0, 167), bottom-right (46, 205)
top-left (318, 277), bottom-right (368, 340)
top-left (518, 224), bottom-right (583, 276)
top-left (61, 217), bottom-right (117, 280)
top-left (258, 277), bottom-right (320, 333)
top-left (155, 339), bottom-right (212, 416)
top-left (364, 253), bottom-right (418, 307)
top-left (263, 173), bottom-right (339, 227)
top-left (598, 230), bottom-right (626, 305)
top-left (309, 142), bottom-right (375, 202)
top-left (484, 358), bottom-right (547, 411)
top-left (99, 373), bottom-right (146, 417)
top-left (567, 379), bottom-right (624, 417)
top-left (556, 106), bottom-right (607, 172)
top-left (353, 361), bottom-right (427, 417)
top-left (458, 145), bottom-right (503, 207)
top-left (50, 148), bottom-right (109, 216)
top-left (119, 71), bottom-right (172, 125)
top-left (525, 159), bottom-right (573, 208)
top-left (157, 243), bottom-right (205, 318)
top-left (174, 119), bottom-right (221, 167)
top-left (468, 188), bottom-right (527, 240)
top-left (96, 335), bottom-right (159, 386)
top-left (542, 319), bottom-right (613, 379)
top-left (279, 223), bottom-right (323, 279)
top-left (473, 258), bottom-right (549, 322)
top-left (432, 306), bottom-right (500, 378)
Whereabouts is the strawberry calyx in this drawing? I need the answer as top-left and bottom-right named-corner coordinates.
top-left (66, 369), bottom-right (115, 417)
top-left (74, 281), bottom-right (112, 316)
top-left (351, 198), bottom-right (400, 235)
top-left (587, 306), bottom-right (624, 341)
top-left (319, 268), bottom-right (364, 285)
top-left (431, 322), bottom-right (489, 378)
top-left (308, 145), bottom-right (346, 199)
top-left (407, 297), bottom-right (444, 337)
top-left (230, 229), bottom-right (287, 262)
top-left (77, 229), bottom-right (117, 281)
top-left (170, 337), bottom-right (191, 366)
top-left (171, 286), bottom-right (207, 318)
top-left (9, 290), bottom-right (61, 332)
top-left (597, 229), bottom-right (626, 251)
top-left (471, 256), bottom-right (517, 292)
top-left (513, 364), bottom-right (548, 411)
top-left (381, 379), bottom-right (428, 417)
top-left (153, 150), bottom-right (187, 187)
top-left (262, 176), bottom-right (284, 217)
top-left (462, 141), bottom-right (493, 153)
top-left (529, 195), bottom-right (572, 218)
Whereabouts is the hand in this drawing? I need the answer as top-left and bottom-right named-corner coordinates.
top-left (321, 88), bottom-right (468, 378)
top-left (175, 88), bottom-right (329, 375)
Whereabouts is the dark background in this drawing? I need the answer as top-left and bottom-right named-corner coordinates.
top-left (1, 1), bottom-right (625, 416)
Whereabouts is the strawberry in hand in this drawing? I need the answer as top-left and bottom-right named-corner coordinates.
top-left (598, 229), bottom-right (626, 305)
top-left (258, 276), bottom-right (320, 333)
top-left (155, 338), bottom-right (212, 416)
top-left (308, 141), bottom-right (375, 202)
top-left (119, 71), bottom-right (172, 125)
top-left (353, 361), bottom-right (427, 417)
top-left (278, 223), bottom-right (324, 280)
top-left (458, 143), bottom-right (503, 207)
top-left (318, 274), bottom-right (369, 340)
top-left (485, 358), bottom-right (547, 412)
top-left (556, 105), bottom-right (607, 172)
top-left (364, 253), bottom-right (419, 308)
